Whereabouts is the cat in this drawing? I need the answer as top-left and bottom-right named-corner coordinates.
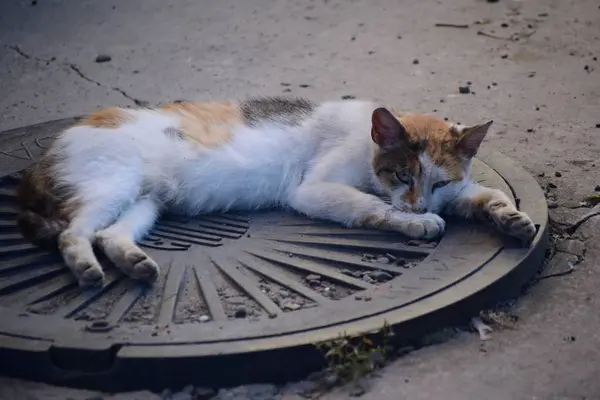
top-left (17, 97), bottom-right (536, 288)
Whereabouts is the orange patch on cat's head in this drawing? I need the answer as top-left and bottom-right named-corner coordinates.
top-left (76, 107), bottom-right (134, 129)
top-left (397, 114), bottom-right (466, 180)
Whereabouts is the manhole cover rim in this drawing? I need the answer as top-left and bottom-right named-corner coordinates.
top-left (0, 120), bottom-right (547, 357)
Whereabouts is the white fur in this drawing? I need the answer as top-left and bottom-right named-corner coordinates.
top-left (47, 100), bottom-right (502, 285)
top-left (53, 101), bottom-right (387, 234)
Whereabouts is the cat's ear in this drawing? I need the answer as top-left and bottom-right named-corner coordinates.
top-left (371, 108), bottom-right (407, 149)
top-left (456, 120), bottom-right (493, 157)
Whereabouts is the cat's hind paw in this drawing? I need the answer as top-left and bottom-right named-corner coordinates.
top-left (75, 262), bottom-right (105, 288)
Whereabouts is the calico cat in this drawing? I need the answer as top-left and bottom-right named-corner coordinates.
top-left (17, 97), bottom-right (536, 288)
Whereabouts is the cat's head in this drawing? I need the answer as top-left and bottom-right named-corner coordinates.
top-left (370, 107), bottom-right (492, 214)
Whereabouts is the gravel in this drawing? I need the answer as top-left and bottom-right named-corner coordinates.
top-left (366, 270), bottom-right (394, 282)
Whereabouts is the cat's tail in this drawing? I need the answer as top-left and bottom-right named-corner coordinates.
top-left (16, 167), bottom-right (68, 250)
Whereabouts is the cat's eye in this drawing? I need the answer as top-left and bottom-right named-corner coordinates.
top-left (395, 171), bottom-right (412, 185)
top-left (432, 180), bottom-right (452, 191)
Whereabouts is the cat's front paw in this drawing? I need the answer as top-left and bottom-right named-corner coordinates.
top-left (388, 211), bottom-right (446, 239)
top-left (489, 203), bottom-right (536, 242)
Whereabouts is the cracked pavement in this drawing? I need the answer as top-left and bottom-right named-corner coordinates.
top-left (7, 45), bottom-right (150, 107)
top-left (1, 0), bottom-right (600, 399)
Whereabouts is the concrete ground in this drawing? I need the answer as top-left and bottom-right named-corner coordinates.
top-left (1, 0), bottom-right (599, 399)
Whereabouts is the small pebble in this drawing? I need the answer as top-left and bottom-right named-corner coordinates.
top-left (527, 128), bottom-right (534, 133)
top-left (349, 383), bottom-right (367, 397)
top-left (199, 315), bottom-right (210, 323)
top-left (376, 256), bottom-right (390, 264)
top-left (282, 301), bottom-right (301, 311)
top-left (362, 275), bottom-right (376, 284)
top-left (299, 84), bottom-right (311, 88)
top-left (324, 373), bottom-right (339, 387)
top-left (195, 387), bottom-right (216, 399)
top-left (341, 269), bottom-right (355, 276)
top-left (548, 182), bottom-right (557, 189)
top-left (492, 81), bottom-right (497, 86)
top-left (95, 54), bottom-right (112, 63)
top-left (458, 86), bottom-right (470, 94)
top-left (279, 289), bottom-right (291, 298)
top-left (305, 274), bottom-right (321, 281)
top-left (234, 308), bottom-right (247, 319)
top-left (501, 54), bottom-right (508, 59)
top-left (501, 23), bottom-right (509, 28)
top-left (385, 253), bottom-right (397, 262)
top-left (555, 171), bottom-right (562, 177)
top-left (538, 172), bottom-right (545, 177)
top-left (413, 58), bottom-right (419, 64)
top-left (584, 65), bottom-right (590, 71)
top-left (595, 123), bottom-right (600, 128)
top-left (367, 270), bottom-right (394, 282)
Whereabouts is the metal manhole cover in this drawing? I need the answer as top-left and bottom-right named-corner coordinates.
top-left (0, 119), bottom-right (548, 391)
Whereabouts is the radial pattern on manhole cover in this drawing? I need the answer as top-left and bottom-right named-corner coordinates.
top-left (0, 119), bottom-right (548, 391)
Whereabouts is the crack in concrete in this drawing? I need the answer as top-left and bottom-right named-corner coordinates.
top-left (8, 45), bottom-right (150, 108)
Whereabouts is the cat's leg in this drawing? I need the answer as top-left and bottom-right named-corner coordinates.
top-left (94, 197), bottom-right (160, 282)
top-left (289, 182), bottom-right (445, 239)
top-left (444, 182), bottom-right (536, 241)
top-left (58, 198), bottom-right (126, 288)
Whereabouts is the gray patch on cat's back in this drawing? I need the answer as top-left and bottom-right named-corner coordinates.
top-left (163, 127), bottom-right (185, 140)
top-left (240, 97), bottom-right (315, 127)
